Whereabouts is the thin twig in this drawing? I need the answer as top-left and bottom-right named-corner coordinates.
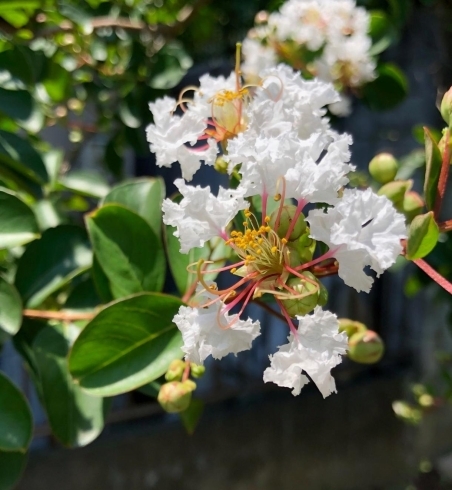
top-left (23, 309), bottom-right (96, 321)
top-left (439, 219), bottom-right (452, 232)
top-left (413, 258), bottom-right (452, 295)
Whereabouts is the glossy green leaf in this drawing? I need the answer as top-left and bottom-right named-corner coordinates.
top-left (362, 63), bottom-right (408, 111)
top-left (102, 178), bottom-right (165, 236)
top-left (69, 293), bottom-right (184, 396)
top-left (368, 11), bottom-right (397, 56)
top-left (423, 127), bottom-right (443, 211)
top-left (0, 130), bottom-right (48, 184)
top-left (0, 277), bottom-right (22, 335)
top-left (406, 211), bottom-right (439, 260)
top-left (0, 450), bottom-right (27, 490)
top-left (42, 62), bottom-right (71, 102)
top-left (165, 227), bottom-right (228, 295)
top-left (0, 371), bottom-right (32, 452)
top-left (0, 188), bottom-right (39, 248)
top-left (15, 225), bottom-right (92, 308)
top-left (86, 205), bottom-right (165, 298)
top-left (0, 89), bottom-right (33, 123)
top-left (118, 96), bottom-right (142, 128)
top-left (59, 170), bottom-right (110, 199)
top-left (33, 199), bottom-right (65, 231)
top-left (180, 398), bottom-right (204, 435)
top-left (64, 276), bottom-right (101, 312)
top-left (33, 325), bottom-right (107, 447)
top-left (91, 257), bottom-right (113, 304)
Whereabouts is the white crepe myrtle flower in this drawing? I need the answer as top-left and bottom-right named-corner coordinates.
top-left (264, 307), bottom-right (348, 397)
top-left (162, 178), bottom-right (247, 253)
top-left (306, 188), bottom-right (407, 293)
top-left (173, 288), bottom-right (261, 365)
top-left (241, 0), bottom-right (377, 116)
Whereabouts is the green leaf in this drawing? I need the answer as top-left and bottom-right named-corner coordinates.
top-left (180, 398), bottom-right (204, 435)
top-left (0, 451), bottom-right (27, 490)
top-left (42, 61), bottom-right (71, 102)
top-left (423, 127), bottom-right (443, 211)
top-left (64, 276), bottom-right (101, 312)
top-left (368, 11), bottom-right (397, 56)
top-left (0, 89), bottom-right (33, 123)
top-left (102, 178), bottom-right (165, 236)
top-left (15, 225), bottom-right (92, 308)
top-left (86, 205), bottom-right (165, 298)
top-left (33, 325), bottom-right (107, 447)
top-left (148, 42), bottom-right (193, 90)
top-left (165, 227), bottom-right (227, 296)
top-left (0, 130), bottom-right (48, 184)
top-left (118, 95), bottom-right (142, 128)
top-left (0, 371), bottom-right (32, 451)
top-left (0, 188), bottom-right (39, 248)
top-left (33, 199), bottom-right (65, 231)
top-left (59, 170), bottom-right (110, 199)
top-left (0, 277), bottom-right (22, 335)
top-left (68, 293), bottom-right (184, 396)
top-left (91, 256), bottom-right (113, 304)
top-left (362, 63), bottom-right (408, 111)
top-left (406, 211), bottom-right (439, 260)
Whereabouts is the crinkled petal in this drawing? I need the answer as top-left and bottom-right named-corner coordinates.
top-left (264, 307), bottom-right (348, 397)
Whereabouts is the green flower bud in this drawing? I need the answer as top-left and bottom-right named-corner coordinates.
top-left (190, 363), bottom-right (206, 378)
top-left (440, 87), bottom-right (452, 127)
top-left (402, 191), bottom-right (424, 222)
top-left (214, 156), bottom-right (229, 174)
top-left (368, 153), bottom-right (398, 184)
top-left (281, 272), bottom-right (321, 317)
top-left (348, 330), bottom-right (384, 364)
top-left (269, 205), bottom-right (307, 241)
top-left (286, 246), bottom-right (302, 269)
top-left (165, 359), bottom-right (186, 381)
top-left (157, 381), bottom-right (194, 413)
top-left (289, 227), bottom-right (316, 263)
top-left (317, 281), bottom-right (328, 307)
top-left (338, 318), bottom-right (367, 338)
top-left (377, 180), bottom-right (412, 210)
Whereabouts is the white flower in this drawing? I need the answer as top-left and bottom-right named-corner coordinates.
top-left (146, 97), bottom-right (218, 181)
top-left (263, 307), bottom-right (348, 397)
top-left (173, 289), bottom-right (261, 365)
top-left (241, 38), bottom-right (278, 83)
top-left (162, 178), bottom-right (247, 253)
top-left (307, 188), bottom-right (407, 292)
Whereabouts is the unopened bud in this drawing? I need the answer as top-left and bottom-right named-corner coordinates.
top-left (338, 318), bottom-right (367, 338)
top-left (269, 205), bottom-right (306, 241)
top-left (369, 153), bottom-right (398, 184)
top-left (281, 272), bottom-right (321, 317)
top-left (214, 156), bottom-right (229, 174)
top-left (402, 191), bottom-right (424, 222)
top-left (377, 180), bottom-right (412, 210)
top-left (348, 330), bottom-right (384, 364)
top-left (190, 363), bottom-right (206, 378)
top-left (157, 380), bottom-right (196, 413)
top-left (317, 281), bottom-right (328, 307)
top-left (440, 87), bottom-right (452, 127)
top-left (165, 359), bottom-right (186, 381)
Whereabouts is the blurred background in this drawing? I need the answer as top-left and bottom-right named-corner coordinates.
top-left (1, 0), bottom-right (452, 489)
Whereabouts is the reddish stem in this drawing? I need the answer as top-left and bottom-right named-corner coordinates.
top-left (434, 128), bottom-right (451, 220)
top-left (413, 258), bottom-right (452, 295)
top-left (439, 219), bottom-right (452, 233)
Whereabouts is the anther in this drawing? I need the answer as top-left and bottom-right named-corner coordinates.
top-left (274, 193), bottom-right (281, 201)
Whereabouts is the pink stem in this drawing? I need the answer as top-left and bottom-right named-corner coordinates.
top-left (414, 258), bottom-right (452, 295)
top-left (294, 247), bottom-right (339, 271)
top-left (222, 281), bottom-right (255, 314)
top-left (261, 191), bottom-right (268, 224)
top-left (276, 298), bottom-right (299, 338)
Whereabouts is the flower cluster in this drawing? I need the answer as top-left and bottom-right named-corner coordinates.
top-left (241, 0), bottom-right (376, 116)
top-left (146, 56), bottom-right (406, 398)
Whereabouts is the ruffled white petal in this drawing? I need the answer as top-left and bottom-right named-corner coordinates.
top-left (173, 290), bottom-right (261, 365)
top-left (263, 307), bottom-right (348, 397)
top-left (307, 188), bottom-right (407, 292)
top-left (162, 179), bottom-right (247, 253)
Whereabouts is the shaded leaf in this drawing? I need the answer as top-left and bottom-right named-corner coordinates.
top-left (180, 398), bottom-right (204, 435)
top-left (0, 188), bottom-right (39, 248)
top-left (64, 276), bottom-right (101, 312)
top-left (102, 178), bottom-right (165, 236)
top-left (0, 276), bottom-right (22, 335)
top-left (406, 211), bottom-right (439, 260)
top-left (33, 325), bottom-right (107, 447)
top-left (0, 450), bottom-right (27, 490)
top-left (368, 11), bottom-right (397, 56)
top-left (15, 225), bottom-right (92, 308)
top-left (86, 204), bottom-right (165, 298)
top-left (0, 371), bottom-right (32, 452)
top-left (59, 170), bottom-right (110, 199)
top-left (362, 63), bottom-right (408, 110)
top-left (68, 293), bottom-right (184, 396)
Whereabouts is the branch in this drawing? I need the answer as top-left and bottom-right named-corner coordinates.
top-left (23, 309), bottom-right (96, 321)
top-left (413, 258), bottom-right (452, 295)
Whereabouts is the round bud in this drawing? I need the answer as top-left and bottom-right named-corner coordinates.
top-left (269, 205), bottom-right (307, 241)
top-left (348, 330), bottom-right (384, 364)
top-left (157, 381), bottom-right (194, 413)
top-left (281, 272), bottom-right (321, 317)
top-left (317, 281), bottom-right (328, 307)
top-left (402, 191), bottom-right (424, 222)
top-left (286, 246), bottom-right (302, 269)
top-left (214, 156), bottom-right (229, 174)
top-left (190, 363), bottom-right (206, 378)
top-left (377, 180), bottom-right (412, 210)
top-left (368, 153), bottom-right (398, 184)
top-left (440, 86), bottom-right (452, 127)
top-left (165, 359), bottom-right (186, 381)
top-left (338, 318), bottom-right (367, 338)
